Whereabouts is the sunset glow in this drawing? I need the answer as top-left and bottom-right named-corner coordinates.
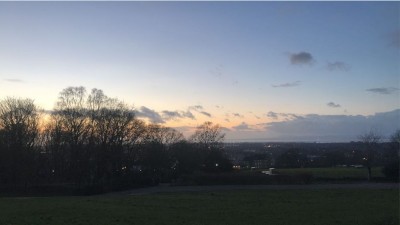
top-left (1, 2), bottom-right (399, 142)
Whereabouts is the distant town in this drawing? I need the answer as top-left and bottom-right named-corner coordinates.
top-left (224, 142), bottom-right (396, 170)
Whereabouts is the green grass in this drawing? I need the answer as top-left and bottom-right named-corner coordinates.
top-left (275, 167), bottom-right (384, 179)
top-left (0, 189), bottom-right (398, 225)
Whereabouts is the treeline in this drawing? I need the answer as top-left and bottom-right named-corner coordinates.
top-left (0, 87), bottom-right (232, 194)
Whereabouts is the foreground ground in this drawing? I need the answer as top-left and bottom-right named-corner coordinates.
top-left (111, 182), bottom-right (399, 195)
top-left (0, 186), bottom-right (398, 225)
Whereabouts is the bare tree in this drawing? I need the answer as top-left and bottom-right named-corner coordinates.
top-left (54, 86), bottom-right (90, 146)
top-left (85, 89), bottom-right (138, 185)
top-left (359, 130), bottom-right (382, 181)
top-left (162, 127), bottom-right (185, 146)
top-left (190, 121), bottom-right (225, 150)
top-left (0, 97), bottom-right (39, 149)
top-left (0, 97), bottom-right (39, 185)
top-left (189, 122), bottom-right (232, 172)
top-left (87, 88), bottom-right (135, 147)
top-left (144, 124), bottom-right (184, 146)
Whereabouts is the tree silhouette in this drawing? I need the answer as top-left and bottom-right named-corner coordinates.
top-left (190, 121), bottom-right (225, 150)
top-left (0, 97), bottom-right (39, 186)
top-left (0, 87), bottom-right (235, 193)
top-left (190, 122), bottom-right (231, 172)
top-left (359, 130), bottom-right (382, 181)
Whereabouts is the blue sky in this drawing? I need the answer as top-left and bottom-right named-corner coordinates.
top-left (0, 2), bottom-right (399, 142)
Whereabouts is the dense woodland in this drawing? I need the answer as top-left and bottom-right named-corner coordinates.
top-left (0, 86), bottom-right (398, 194)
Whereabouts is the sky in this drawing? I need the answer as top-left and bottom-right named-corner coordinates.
top-left (0, 2), bottom-right (399, 142)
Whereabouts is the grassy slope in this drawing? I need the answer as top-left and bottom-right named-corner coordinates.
top-left (0, 189), bottom-right (398, 225)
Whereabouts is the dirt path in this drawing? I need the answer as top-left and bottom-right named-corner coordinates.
top-left (102, 183), bottom-right (399, 196)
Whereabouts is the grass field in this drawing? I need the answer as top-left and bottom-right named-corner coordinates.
top-left (0, 189), bottom-right (398, 225)
top-left (275, 167), bottom-right (384, 180)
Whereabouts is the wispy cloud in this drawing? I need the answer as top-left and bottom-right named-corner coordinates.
top-left (272, 81), bottom-right (301, 88)
top-left (3, 78), bottom-right (24, 83)
top-left (187, 105), bottom-right (212, 118)
top-left (327, 102), bottom-right (341, 108)
top-left (135, 106), bottom-right (165, 124)
top-left (158, 108), bottom-right (198, 121)
top-left (266, 111), bottom-right (303, 120)
top-left (200, 111), bottom-right (212, 117)
top-left (136, 106), bottom-right (203, 123)
top-left (161, 110), bottom-right (182, 120)
top-left (188, 105), bottom-right (203, 111)
top-left (366, 87), bottom-right (399, 95)
top-left (267, 111), bottom-right (279, 120)
top-left (289, 52), bottom-right (314, 65)
top-left (182, 111), bottom-right (195, 120)
top-left (326, 61), bottom-right (351, 71)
